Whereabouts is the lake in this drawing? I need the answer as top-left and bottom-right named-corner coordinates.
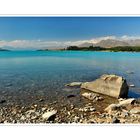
top-left (0, 51), bottom-right (140, 104)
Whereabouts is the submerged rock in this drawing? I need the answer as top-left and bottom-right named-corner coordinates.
top-left (129, 84), bottom-right (135, 87)
top-left (66, 82), bottom-right (82, 87)
top-left (81, 74), bottom-right (129, 98)
top-left (126, 71), bottom-right (134, 74)
top-left (67, 94), bottom-right (76, 98)
top-left (0, 100), bottom-right (6, 104)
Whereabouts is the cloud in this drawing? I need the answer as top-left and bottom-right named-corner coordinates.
top-left (1, 35), bottom-right (140, 50)
top-left (0, 39), bottom-right (94, 50)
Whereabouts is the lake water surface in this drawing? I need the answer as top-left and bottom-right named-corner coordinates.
top-left (0, 51), bottom-right (140, 104)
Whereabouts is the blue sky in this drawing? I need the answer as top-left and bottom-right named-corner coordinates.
top-left (0, 17), bottom-right (140, 40)
top-left (0, 17), bottom-right (140, 49)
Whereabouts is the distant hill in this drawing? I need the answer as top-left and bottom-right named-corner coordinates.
top-left (0, 48), bottom-right (10, 51)
top-left (95, 39), bottom-right (130, 48)
top-left (78, 39), bottom-right (130, 48)
top-left (78, 42), bottom-right (93, 47)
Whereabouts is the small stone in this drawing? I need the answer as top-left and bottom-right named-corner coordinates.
top-left (89, 107), bottom-right (96, 112)
top-left (42, 107), bottom-right (47, 111)
top-left (82, 92), bottom-right (97, 100)
top-left (20, 116), bottom-right (25, 120)
top-left (105, 104), bottom-right (121, 113)
top-left (35, 112), bottom-right (40, 116)
top-left (97, 96), bottom-right (104, 101)
top-left (121, 112), bottom-right (129, 117)
top-left (34, 104), bottom-right (38, 107)
top-left (12, 120), bottom-right (17, 123)
top-left (74, 116), bottom-right (79, 122)
top-left (130, 107), bottom-right (140, 114)
top-left (42, 110), bottom-right (57, 121)
top-left (119, 98), bottom-right (135, 106)
top-left (26, 109), bottom-right (35, 115)
top-left (112, 118), bottom-right (120, 123)
top-left (68, 111), bottom-right (71, 115)
top-left (39, 99), bottom-right (44, 102)
top-left (100, 114), bottom-right (106, 118)
top-left (4, 120), bottom-right (9, 123)
top-left (70, 105), bottom-right (74, 109)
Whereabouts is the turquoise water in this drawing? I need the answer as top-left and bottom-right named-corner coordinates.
top-left (0, 50), bottom-right (140, 102)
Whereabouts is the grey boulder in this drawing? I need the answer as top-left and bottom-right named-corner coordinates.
top-left (81, 74), bottom-right (129, 98)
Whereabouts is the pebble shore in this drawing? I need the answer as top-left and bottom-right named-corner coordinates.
top-left (0, 90), bottom-right (140, 124)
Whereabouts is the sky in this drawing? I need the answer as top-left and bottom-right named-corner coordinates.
top-left (1, 17), bottom-right (140, 50)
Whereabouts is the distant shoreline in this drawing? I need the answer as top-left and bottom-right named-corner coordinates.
top-left (38, 46), bottom-right (140, 52)
top-left (0, 49), bottom-right (10, 51)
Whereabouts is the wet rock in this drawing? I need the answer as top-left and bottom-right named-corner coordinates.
top-left (5, 83), bottom-right (12, 87)
top-left (81, 74), bottom-right (129, 98)
top-left (119, 98), bottom-right (135, 106)
top-left (130, 107), bottom-right (140, 114)
top-left (42, 110), bottom-right (57, 121)
top-left (0, 100), bottom-right (6, 104)
top-left (66, 82), bottom-right (82, 87)
top-left (67, 94), bottom-right (76, 98)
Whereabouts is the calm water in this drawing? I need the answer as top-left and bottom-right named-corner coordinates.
top-left (0, 50), bottom-right (140, 103)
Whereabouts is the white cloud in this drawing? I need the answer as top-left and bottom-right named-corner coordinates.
top-left (90, 36), bottom-right (117, 43)
top-left (1, 35), bottom-right (140, 50)
top-left (120, 35), bottom-right (140, 40)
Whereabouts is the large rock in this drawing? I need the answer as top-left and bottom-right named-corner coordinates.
top-left (81, 74), bottom-right (129, 98)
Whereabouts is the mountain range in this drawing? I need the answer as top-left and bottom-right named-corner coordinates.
top-left (78, 39), bottom-right (140, 48)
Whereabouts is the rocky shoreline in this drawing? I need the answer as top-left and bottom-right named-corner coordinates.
top-left (0, 74), bottom-right (140, 124)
